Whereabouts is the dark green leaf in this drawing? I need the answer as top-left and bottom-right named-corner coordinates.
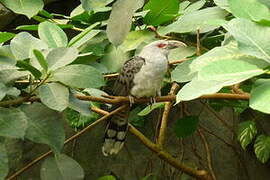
top-left (237, 121), bottom-right (257, 149)
top-left (38, 21), bottom-right (68, 48)
top-left (0, 32), bottom-right (15, 43)
top-left (33, 49), bottom-right (48, 72)
top-left (23, 103), bottom-right (65, 153)
top-left (10, 32), bottom-right (48, 60)
top-left (97, 175), bottom-right (116, 180)
top-left (39, 10), bottom-right (54, 19)
top-left (0, 0), bottom-right (44, 18)
top-left (46, 47), bottom-right (78, 71)
top-left (254, 135), bottom-right (270, 163)
top-left (144, 0), bottom-right (179, 26)
top-left (0, 143), bottom-right (8, 180)
top-left (106, 0), bottom-right (144, 46)
top-left (16, 25), bottom-right (39, 31)
top-left (0, 107), bottom-right (28, 139)
top-left (50, 64), bottom-right (105, 88)
top-left (174, 116), bottom-right (199, 138)
top-left (16, 60), bottom-right (42, 79)
top-left (128, 107), bottom-right (145, 127)
top-left (38, 83), bottom-right (69, 112)
top-left (40, 154), bottom-right (84, 180)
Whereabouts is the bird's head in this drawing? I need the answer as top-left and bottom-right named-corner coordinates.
top-left (140, 40), bottom-right (187, 57)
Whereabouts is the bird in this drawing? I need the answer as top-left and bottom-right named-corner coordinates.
top-left (102, 40), bottom-right (186, 156)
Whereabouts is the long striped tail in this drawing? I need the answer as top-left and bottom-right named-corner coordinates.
top-left (102, 106), bottom-right (130, 156)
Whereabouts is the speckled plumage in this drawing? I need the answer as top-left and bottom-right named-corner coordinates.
top-left (102, 40), bottom-right (185, 156)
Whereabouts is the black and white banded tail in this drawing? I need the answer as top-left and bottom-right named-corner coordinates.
top-left (102, 106), bottom-right (130, 156)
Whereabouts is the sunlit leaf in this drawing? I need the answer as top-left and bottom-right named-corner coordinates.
top-left (254, 135), bottom-right (270, 163)
top-left (81, 0), bottom-right (113, 12)
top-left (0, 32), bottom-right (15, 43)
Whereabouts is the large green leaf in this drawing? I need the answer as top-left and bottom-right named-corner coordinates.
top-left (198, 59), bottom-right (265, 81)
top-left (0, 143), bottom-right (8, 180)
top-left (159, 7), bottom-right (227, 35)
top-left (68, 92), bottom-right (91, 116)
top-left (0, 69), bottom-right (29, 84)
top-left (181, 0), bottom-right (205, 14)
top-left (23, 103), bottom-right (65, 153)
top-left (174, 116), bottom-right (199, 138)
top-left (254, 135), bottom-right (270, 163)
top-left (40, 154), bottom-right (84, 180)
top-left (38, 21), bottom-right (68, 48)
top-left (10, 32), bottom-right (48, 60)
top-left (119, 30), bottom-right (155, 52)
top-left (80, 0), bottom-right (113, 12)
top-left (0, 0), bottom-right (44, 18)
top-left (214, 0), bottom-right (230, 12)
top-left (0, 107), bottom-right (28, 139)
top-left (46, 47), bottom-right (78, 71)
top-left (172, 59), bottom-right (196, 83)
top-left (50, 64), bottom-right (105, 88)
top-left (0, 32), bottom-right (15, 43)
top-left (223, 18), bottom-right (270, 62)
top-left (228, 0), bottom-right (270, 25)
top-left (237, 121), bottom-right (257, 150)
top-left (250, 79), bottom-right (270, 114)
top-left (143, 0), bottom-right (179, 26)
top-left (38, 83), bottom-right (69, 112)
top-left (106, 0), bottom-right (144, 46)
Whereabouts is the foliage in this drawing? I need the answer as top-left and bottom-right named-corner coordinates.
top-left (1, 0), bottom-right (270, 179)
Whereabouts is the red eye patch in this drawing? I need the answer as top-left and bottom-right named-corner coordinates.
top-left (157, 43), bottom-right (167, 48)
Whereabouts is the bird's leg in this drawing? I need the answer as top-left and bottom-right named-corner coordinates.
top-left (128, 95), bottom-right (135, 107)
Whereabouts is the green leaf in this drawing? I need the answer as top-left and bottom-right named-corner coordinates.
top-left (81, 0), bottom-right (114, 12)
top-left (138, 103), bottom-right (165, 116)
top-left (237, 121), bottom-right (257, 150)
top-left (0, 32), bottom-right (15, 43)
top-left (23, 103), bottom-right (65, 153)
top-left (214, 0), bottom-right (231, 12)
top-left (172, 59), bottom-right (196, 83)
top-left (250, 79), bottom-right (270, 114)
top-left (174, 116), bottom-right (199, 138)
top-left (97, 175), bottom-right (116, 180)
top-left (159, 7), bottom-right (228, 35)
top-left (16, 25), bottom-right (39, 31)
top-left (38, 83), bottom-right (69, 112)
top-left (182, 0), bottom-right (205, 14)
top-left (16, 60), bottom-right (42, 79)
top-left (198, 59), bottom-right (265, 81)
top-left (0, 0), bottom-right (44, 18)
top-left (0, 45), bottom-right (16, 60)
top-left (46, 47), bottom-right (78, 71)
top-left (38, 21), bottom-right (68, 48)
top-left (68, 92), bottom-right (91, 116)
top-left (39, 9), bottom-right (54, 19)
top-left (143, 0), bottom-right (179, 26)
top-left (0, 143), bottom-right (8, 180)
top-left (128, 107), bottom-right (144, 127)
top-left (0, 69), bottom-right (29, 84)
top-left (254, 135), bottom-right (270, 163)
top-left (223, 18), bottom-right (270, 62)
top-left (106, 0), bottom-right (144, 46)
top-left (119, 30), bottom-right (155, 52)
top-left (40, 154), bottom-right (84, 180)
top-left (33, 49), bottom-right (48, 72)
top-left (101, 44), bottom-right (129, 72)
top-left (228, 0), bottom-right (270, 25)
top-left (0, 107), bottom-right (28, 139)
top-left (10, 32), bottom-right (48, 60)
top-left (50, 64), bottom-right (105, 88)
top-left (68, 22), bottom-right (101, 48)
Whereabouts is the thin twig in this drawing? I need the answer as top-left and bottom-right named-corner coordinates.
top-left (129, 124), bottom-right (212, 180)
top-left (198, 129), bottom-right (217, 180)
top-left (157, 83), bottom-right (180, 148)
top-left (196, 29), bottom-right (201, 56)
top-left (6, 105), bottom-right (127, 180)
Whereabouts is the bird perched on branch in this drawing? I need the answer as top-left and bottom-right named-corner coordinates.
top-left (102, 40), bottom-right (186, 156)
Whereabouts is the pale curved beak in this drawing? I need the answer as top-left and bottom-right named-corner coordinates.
top-left (167, 40), bottom-right (187, 49)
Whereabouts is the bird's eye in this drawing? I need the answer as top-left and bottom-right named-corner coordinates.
top-left (157, 43), bottom-right (167, 48)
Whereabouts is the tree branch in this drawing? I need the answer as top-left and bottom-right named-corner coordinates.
top-left (157, 83), bottom-right (180, 148)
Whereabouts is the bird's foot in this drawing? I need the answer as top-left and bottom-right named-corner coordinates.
top-left (149, 97), bottom-right (156, 107)
top-left (128, 95), bottom-right (135, 106)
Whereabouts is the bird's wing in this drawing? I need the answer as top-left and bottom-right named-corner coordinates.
top-left (113, 56), bottom-right (145, 96)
